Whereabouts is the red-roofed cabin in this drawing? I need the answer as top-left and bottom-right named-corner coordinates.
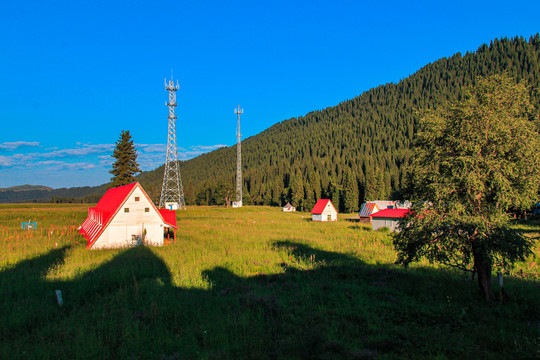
top-left (311, 199), bottom-right (338, 222)
top-left (369, 208), bottom-right (410, 232)
top-left (79, 182), bottom-right (177, 249)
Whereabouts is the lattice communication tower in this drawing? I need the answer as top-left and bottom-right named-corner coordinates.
top-left (234, 104), bottom-right (243, 206)
top-left (159, 76), bottom-right (186, 209)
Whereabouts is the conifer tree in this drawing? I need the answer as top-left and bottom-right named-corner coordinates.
top-left (343, 169), bottom-right (359, 213)
top-left (291, 175), bottom-right (304, 210)
top-left (109, 130), bottom-right (141, 188)
top-left (330, 182), bottom-right (340, 212)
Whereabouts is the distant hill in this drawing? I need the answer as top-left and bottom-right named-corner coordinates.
top-left (138, 35), bottom-right (540, 212)
top-left (0, 185), bottom-right (53, 192)
top-left (4, 35), bottom-right (539, 208)
top-left (0, 184), bottom-right (107, 204)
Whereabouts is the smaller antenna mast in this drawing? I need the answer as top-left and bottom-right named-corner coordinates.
top-left (233, 104), bottom-right (244, 207)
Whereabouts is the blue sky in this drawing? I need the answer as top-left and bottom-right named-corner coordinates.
top-left (1, 0), bottom-right (539, 189)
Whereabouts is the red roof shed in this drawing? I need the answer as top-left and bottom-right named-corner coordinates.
top-left (369, 208), bottom-right (410, 231)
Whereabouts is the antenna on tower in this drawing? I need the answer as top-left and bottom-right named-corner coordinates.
top-left (232, 104), bottom-right (244, 208)
top-left (159, 74), bottom-right (186, 210)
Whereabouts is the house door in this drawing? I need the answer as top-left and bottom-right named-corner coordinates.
top-left (327, 214), bottom-right (332, 221)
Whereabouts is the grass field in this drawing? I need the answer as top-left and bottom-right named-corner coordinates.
top-left (0, 204), bottom-right (538, 359)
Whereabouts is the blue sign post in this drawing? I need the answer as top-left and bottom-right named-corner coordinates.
top-left (21, 221), bottom-right (37, 230)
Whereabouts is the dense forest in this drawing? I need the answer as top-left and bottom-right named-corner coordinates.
top-left (4, 35), bottom-right (540, 209)
top-left (138, 35), bottom-right (540, 212)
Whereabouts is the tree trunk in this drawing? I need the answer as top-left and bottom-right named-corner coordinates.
top-left (473, 246), bottom-right (496, 301)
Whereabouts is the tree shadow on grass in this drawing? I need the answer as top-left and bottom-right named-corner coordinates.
top-left (0, 242), bottom-right (539, 360)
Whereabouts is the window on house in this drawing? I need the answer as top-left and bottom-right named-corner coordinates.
top-left (135, 197), bottom-right (140, 201)
top-left (124, 208), bottom-right (129, 213)
top-left (145, 208), bottom-right (149, 212)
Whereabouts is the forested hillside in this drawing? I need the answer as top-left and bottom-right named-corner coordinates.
top-left (4, 35), bottom-right (539, 207)
top-left (137, 35), bottom-right (540, 212)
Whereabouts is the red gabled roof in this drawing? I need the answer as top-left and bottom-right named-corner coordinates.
top-left (95, 182), bottom-right (138, 218)
top-left (79, 182), bottom-right (177, 249)
top-left (311, 199), bottom-right (338, 214)
top-left (369, 208), bottom-right (410, 218)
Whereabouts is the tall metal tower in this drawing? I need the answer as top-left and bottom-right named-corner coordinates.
top-left (159, 76), bottom-right (186, 209)
top-left (233, 104), bottom-right (243, 207)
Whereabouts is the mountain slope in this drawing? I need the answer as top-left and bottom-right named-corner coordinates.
top-left (0, 185), bottom-right (106, 204)
top-left (0, 185), bottom-right (53, 192)
top-left (138, 35), bottom-right (540, 212)
top-left (4, 35), bottom-right (539, 207)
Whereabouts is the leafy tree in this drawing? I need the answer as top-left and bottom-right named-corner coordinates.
top-left (109, 130), bottom-right (141, 188)
top-left (394, 74), bottom-right (540, 301)
top-left (212, 183), bottom-right (233, 206)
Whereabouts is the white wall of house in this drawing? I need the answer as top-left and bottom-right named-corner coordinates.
top-left (371, 218), bottom-right (400, 232)
top-left (312, 205), bottom-right (337, 222)
top-left (92, 187), bottom-right (166, 249)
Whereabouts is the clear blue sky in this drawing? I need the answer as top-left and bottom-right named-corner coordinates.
top-left (1, 0), bottom-right (538, 189)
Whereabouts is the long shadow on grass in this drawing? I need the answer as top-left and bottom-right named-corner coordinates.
top-left (1, 243), bottom-right (539, 360)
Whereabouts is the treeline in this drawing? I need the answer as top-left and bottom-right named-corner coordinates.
top-left (138, 35), bottom-right (540, 212)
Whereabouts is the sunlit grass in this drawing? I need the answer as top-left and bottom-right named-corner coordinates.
top-left (0, 204), bottom-right (538, 359)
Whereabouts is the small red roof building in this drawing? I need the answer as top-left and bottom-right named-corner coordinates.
top-left (369, 208), bottom-right (410, 231)
top-left (369, 209), bottom-right (410, 218)
top-left (311, 199), bottom-right (338, 222)
top-left (79, 182), bottom-right (177, 249)
top-left (283, 202), bottom-right (296, 212)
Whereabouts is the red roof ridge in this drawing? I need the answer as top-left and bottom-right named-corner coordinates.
top-left (311, 199), bottom-right (338, 214)
top-left (369, 208), bottom-right (410, 218)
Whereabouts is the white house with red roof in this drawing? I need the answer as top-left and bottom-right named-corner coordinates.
top-left (311, 199), bottom-right (338, 222)
top-left (369, 208), bottom-right (409, 232)
top-left (283, 202), bottom-right (296, 212)
top-left (79, 182), bottom-right (177, 249)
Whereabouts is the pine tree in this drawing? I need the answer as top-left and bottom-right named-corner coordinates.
top-left (291, 175), bottom-right (304, 210)
top-left (109, 130), bottom-right (141, 188)
top-left (343, 169), bottom-right (359, 213)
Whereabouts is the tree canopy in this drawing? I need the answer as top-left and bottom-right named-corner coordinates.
top-left (109, 130), bottom-right (141, 188)
top-left (393, 73), bottom-right (540, 301)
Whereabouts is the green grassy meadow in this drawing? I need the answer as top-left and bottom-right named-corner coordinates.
top-left (0, 204), bottom-right (538, 359)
